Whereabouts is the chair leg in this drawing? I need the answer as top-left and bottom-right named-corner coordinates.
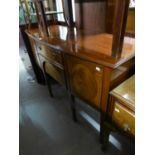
top-left (70, 94), bottom-right (77, 122)
top-left (45, 73), bottom-right (53, 97)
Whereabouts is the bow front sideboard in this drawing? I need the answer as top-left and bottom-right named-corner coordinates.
top-left (20, 0), bottom-right (135, 150)
top-left (26, 24), bottom-right (135, 147)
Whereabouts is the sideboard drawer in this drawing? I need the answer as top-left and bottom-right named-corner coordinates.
top-left (112, 101), bottom-right (135, 136)
top-left (44, 62), bottom-right (65, 85)
top-left (37, 44), bottom-right (63, 66)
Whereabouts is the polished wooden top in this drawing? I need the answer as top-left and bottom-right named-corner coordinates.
top-left (26, 25), bottom-right (135, 68)
top-left (110, 75), bottom-right (135, 112)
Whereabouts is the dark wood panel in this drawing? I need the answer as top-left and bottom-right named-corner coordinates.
top-left (75, 0), bottom-right (107, 33)
top-left (105, 0), bottom-right (115, 33)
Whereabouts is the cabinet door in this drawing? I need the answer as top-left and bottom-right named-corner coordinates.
top-left (66, 55), bottom-right (103, 109)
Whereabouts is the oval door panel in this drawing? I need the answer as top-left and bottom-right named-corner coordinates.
top-left (66, 55), bottom-right (103, 109)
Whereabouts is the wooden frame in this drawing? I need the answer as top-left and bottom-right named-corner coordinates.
top-left (112, 0), bottom-right (130, 58)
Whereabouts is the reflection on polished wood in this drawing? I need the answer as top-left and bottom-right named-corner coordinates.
top-left (27, 25), bottom-right (135, 68)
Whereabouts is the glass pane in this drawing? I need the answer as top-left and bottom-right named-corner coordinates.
top-left (19, 3), bottom-right (26, 25)
top-left (56, 0), bottom-right (65, 22)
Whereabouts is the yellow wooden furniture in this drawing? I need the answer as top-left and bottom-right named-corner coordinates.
top-left (110, 75), bottom-right (135, 135)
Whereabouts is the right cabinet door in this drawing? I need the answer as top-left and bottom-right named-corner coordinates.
top-left (66, 55), bottom-right (103, 109)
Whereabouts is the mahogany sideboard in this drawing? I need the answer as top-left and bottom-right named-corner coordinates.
top-left (25, 24), bottom-right (135, 148)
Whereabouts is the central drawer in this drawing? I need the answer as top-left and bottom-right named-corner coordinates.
top-left (45, 62), bottom-right (65, 85)
top-left (37, 44), bottom-right (63, 66)
top-left (38, 54), bottom-right (65, 85)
